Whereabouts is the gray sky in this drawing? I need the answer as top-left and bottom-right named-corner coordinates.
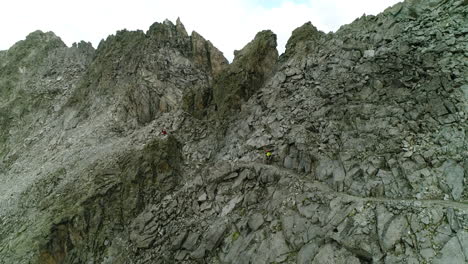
top-left (1, 0), bottom-right (401, 61)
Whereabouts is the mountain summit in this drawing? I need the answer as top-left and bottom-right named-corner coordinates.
top-left (0, 1), bottom-right (467, 263)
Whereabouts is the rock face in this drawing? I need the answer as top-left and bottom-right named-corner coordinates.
top-left (0, 1), bottom-right (467, 263)
top-left (213, 30), bottom-right (278, 117)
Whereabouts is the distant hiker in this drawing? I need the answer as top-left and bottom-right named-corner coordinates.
top-left (265, 150), bottom-right (273, 164)
top-left (161, 129), bottom-right (168, 136)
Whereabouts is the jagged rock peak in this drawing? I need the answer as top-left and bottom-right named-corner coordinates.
top-left (176, 17), bottom-right (188, 36)
top-left (5, 30), bottom-right (67, 60)
top-left (232, 30), bottom-right (278, 65)
top-left (284, 22), bottom-right (324, 57)
top-left (231, 29), bottom-right (278, 85)
top-left (1, 0), bottom-right (467, 263)
top-left (212, 30), bottom-right (278, 115)
top-left (67, 18), bottom-right (230, 126)
top-left (191, 30), bottom-right (228, 77)
top-left (23, 30), bottom-right (66, 46)
top-left (147, 18), bottom-right (190, 39)
top-left (71, 40), bottom-right (95, 53)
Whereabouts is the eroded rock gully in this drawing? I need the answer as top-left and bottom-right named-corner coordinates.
top-left (0, 0), bottom-right (467, 263)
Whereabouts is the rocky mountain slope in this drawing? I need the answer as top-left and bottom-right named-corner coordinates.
top-left (0, 0), bottom-right (467, 263)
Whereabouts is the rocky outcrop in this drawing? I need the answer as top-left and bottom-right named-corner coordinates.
top-left (212, 30), bottom-right (278, 117)
top-left (37, 136), bottom-right (182, 263)
top-left (0, 0), bottom-right (467, 263)
top-left (191, 30), bottom-right (228, 78)
top-left (184, 29), bottom-right (228, 118)
top-left (68, 18), bottom-right (227, 126)
top-left (0, 30), bottom-right (95, 169)
top-left (283, 22), bottom-right (324, 58)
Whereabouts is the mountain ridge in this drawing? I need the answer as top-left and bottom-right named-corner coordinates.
top-left (0, 0), bottom-right (467, 263)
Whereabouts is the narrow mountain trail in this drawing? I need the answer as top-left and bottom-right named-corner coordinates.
top-left (235, 161), bottom-right (468, 211)
top-left (1, 0), bottom-right (466, 261)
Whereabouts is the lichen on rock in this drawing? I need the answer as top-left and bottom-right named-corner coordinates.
top-left (212, 30), bottom-right (278, 117)
top-left (0, 1), bottom-right (467, 263)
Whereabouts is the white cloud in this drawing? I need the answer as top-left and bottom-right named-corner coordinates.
top-left (0, 0), bottom-right (401, 61)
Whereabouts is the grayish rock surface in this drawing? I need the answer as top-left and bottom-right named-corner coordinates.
top-left (434, 235), bottom-right (466, 264)
top-left (0, 0), bottom-right (467, 263)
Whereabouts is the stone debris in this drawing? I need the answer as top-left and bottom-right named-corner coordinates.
top-left (0, 0), bottom-right (467, 263)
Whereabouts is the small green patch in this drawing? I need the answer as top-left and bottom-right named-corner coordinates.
top-left (231, 231), bottom-right (240, 241)
top-left (239, 207), bottom-right (247, 216)
top-left (288, 250), bottom-right (298, 259)
top-left (272, 223), bottom-right (283, 232)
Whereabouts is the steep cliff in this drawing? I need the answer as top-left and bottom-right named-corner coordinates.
top-left (0, 0), bottom-right (467, 263)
